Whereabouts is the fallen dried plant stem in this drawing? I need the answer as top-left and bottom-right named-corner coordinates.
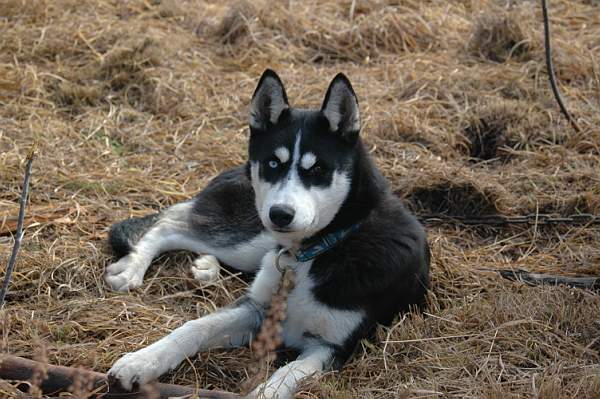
top-left (243, 267), bottom-right (295, 395)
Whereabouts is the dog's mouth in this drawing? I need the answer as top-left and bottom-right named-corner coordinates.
top-left (266, 222), bottom-right (310, 234)
top-left (268, 224), bottom-right (317, 238)
top-left (271, 227), bottom-right (292, 233)
top-left (266, 223), bottom-right (318, 247)
top-left (261, 213), bottom-right (317, 238)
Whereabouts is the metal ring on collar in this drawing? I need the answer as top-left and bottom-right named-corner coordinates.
top-left (275, 247), bottom-right (290, 273)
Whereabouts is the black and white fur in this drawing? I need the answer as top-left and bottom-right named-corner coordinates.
top-left (106, 70), bottom-right (430, 398)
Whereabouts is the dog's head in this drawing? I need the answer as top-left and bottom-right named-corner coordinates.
top-left (247, 70), bottom-right (364, 245)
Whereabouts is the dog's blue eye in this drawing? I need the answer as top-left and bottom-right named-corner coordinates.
top-left (268, 160), bottom-right (279, 169)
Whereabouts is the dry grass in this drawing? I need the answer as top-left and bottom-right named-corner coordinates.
top-left (1, 0), bottom-right (600, 397)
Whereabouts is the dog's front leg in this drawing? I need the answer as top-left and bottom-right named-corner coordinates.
top-left (108, 298), bottom-right (263, 390)
top-left (247, 345), bottom-right (334, 399)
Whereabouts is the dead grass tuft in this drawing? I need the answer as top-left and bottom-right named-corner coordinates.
top-left (468, 12), bottom-right (532, 63)
top-left (98, 37), bottom-right (162, 110)
top-left (51, 81), bottom-right (103, 108)
top-left (462, 100), bottom-right (527, 161)
top-left (41, 33), bottom-right (174, 114)
top-left (203, 1), bottom-right (446, 64)
top-left (213, 0), bottom-right (257, 45)
top-left (406, 180), bottom-right (500, 216)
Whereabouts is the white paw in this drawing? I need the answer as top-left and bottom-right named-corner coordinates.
top-left (108, 348), bottom-right (164, 391)
top-left (247, 384), bottom-right (288, 399)
top-left (104, 254), bottom-right (147, 292)
top-left (190, 255), bottom-right (220, 283)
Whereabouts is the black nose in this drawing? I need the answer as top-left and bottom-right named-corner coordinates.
top-left (269, 205), bottom-right (295, 228)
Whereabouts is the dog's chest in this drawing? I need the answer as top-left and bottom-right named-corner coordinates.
top-left (249, 251), bottom-right (364, 350)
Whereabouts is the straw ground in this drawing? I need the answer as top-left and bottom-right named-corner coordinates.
top-left (1, 0), bottom-right (600, 397)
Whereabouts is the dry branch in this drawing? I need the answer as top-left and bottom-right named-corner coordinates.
top-left (0, 145), bottom-right (36, 309)
top-left (492, 268), bottom-right (600, 290)
top-left (541, 0), bottom-right (581, 133)
top-left (0, 355), bottom-right (240, 399)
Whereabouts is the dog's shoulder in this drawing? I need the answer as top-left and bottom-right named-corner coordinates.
top-left (309, 194), bottom-right (429, 324)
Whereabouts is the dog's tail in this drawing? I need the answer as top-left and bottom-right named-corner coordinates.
top-left (108, 213), bottom-right (160, 259)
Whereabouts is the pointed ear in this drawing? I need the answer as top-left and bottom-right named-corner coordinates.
top-left (321, 73), bottom-right (360, 142)
top-left (250, 69), bottom-right (289, 131)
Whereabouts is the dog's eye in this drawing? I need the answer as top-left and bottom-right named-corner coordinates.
top-left (268, 160), bottom-right (279, 169)
top-left (310, 164), bottom-right (324, 175)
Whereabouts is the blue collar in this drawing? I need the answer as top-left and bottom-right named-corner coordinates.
top-left (289, 223), bottom-right (361, 263)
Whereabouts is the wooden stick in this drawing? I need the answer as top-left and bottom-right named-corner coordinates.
top-left (0, 354), bottom-right (240, 399)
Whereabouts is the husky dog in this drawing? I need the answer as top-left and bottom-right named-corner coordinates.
top-left (106, 70), bottom-right (430, 398)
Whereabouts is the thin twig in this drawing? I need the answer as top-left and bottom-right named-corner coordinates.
top-left (541, 0), bottom-right (581, 133)
top-left (349, 0), bottom-right (357, 22)
top-left (485, 268), bottom-right (600, 290)
top-left (0, 143), bottom-right (37, 309)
